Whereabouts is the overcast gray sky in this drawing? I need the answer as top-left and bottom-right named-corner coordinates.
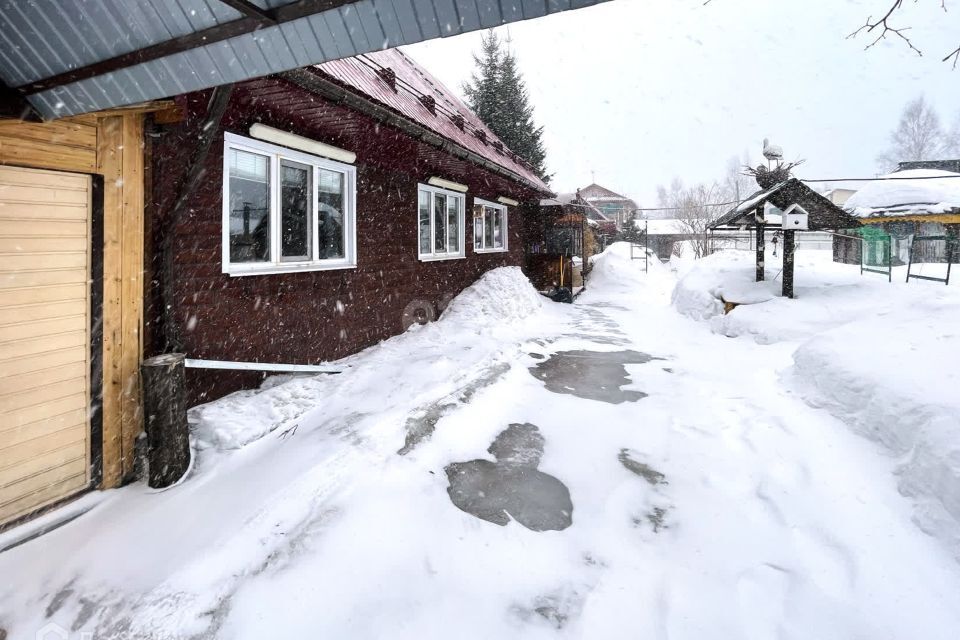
top-left (403, 0), bottom-right (960, 205)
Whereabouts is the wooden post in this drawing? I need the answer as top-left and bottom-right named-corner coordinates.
top-left (782, 230), bottom-right (796, 298)
top-left (141, 353), bottom-right (191, 488)
top-left (755, 210), bottom-right (766, 282)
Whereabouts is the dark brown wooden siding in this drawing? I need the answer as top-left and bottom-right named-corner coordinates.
top-left (149, 78), bottom-right (542, 404)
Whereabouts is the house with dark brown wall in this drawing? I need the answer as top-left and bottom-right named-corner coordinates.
top-left (148, 50), bottom-right (552, 405)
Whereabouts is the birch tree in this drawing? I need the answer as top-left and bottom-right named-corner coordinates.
top-left (877, 96), bottom-right (946, 172)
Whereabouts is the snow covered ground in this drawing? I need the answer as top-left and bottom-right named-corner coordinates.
top-left (3, 245), bottom-right (960, 639)
top-left (674, 248), bottom-right (960, 562)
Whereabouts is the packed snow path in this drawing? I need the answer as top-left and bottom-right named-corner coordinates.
top-left (2, 247), bottom-right (959, 639)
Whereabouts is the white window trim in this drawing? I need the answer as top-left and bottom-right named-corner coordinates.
top-left (417, 183), bottom-right (466, 261)
top-left (473, 197), bottom-right (509, 253)
top-left (222, 132), bottom-right (358, 276)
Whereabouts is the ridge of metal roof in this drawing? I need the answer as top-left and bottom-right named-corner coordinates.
top-left (313, 49), bottom-right (549, 193)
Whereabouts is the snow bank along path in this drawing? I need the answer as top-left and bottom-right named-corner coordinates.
top-left (674, 248), bottom-right (960, 561)
top-left (2, 250), bottom-right (960, 639)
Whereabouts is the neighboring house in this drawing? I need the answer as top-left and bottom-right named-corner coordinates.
top-left (579, 183), bottom-right (639, 228)
top-left (151, 50), bottom-right (551, 406)
top-left (897, 159), bottom-right (960, 173)
top-left (578, 196), bottom-right (618, 238)
top-left (526, 192), bottom-right (596, 291)
top-left (836, 164), bottom-right (960, 265)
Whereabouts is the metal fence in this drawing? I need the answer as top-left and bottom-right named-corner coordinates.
top-left (906, 235), bottom-right (956, 285)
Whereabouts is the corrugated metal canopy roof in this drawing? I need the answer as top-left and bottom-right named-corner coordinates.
top-left (0, 0), bottom-right (609, 120)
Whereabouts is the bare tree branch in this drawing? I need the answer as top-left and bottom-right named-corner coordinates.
top-left (849, 0), bottom-right (923, 56)
top-left (944, 44), bottom-right (960, 68)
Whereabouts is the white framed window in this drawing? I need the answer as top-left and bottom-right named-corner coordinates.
top-left (417, 183), bottom-right (465, 261)
top-left (222, 132), bottom-right (357, 276)
top-left (473, 198), bottom-right (508, 252)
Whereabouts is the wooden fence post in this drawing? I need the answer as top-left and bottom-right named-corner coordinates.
top-left (756, 219), bottom-right (766, 282)
top-left (141, 353), bottom-right (190, 488)
top-left (782, 230), bottom-right (796, 298)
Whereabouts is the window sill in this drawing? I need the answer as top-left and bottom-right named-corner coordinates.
top-left (474, 247), bottom-right (509, 254)
top-left (417, 254), bottom-right (466, 262)
top-left (224, 261), bottom-right (357, 277)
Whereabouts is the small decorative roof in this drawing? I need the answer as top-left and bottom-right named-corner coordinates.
top-left (711, 178), bottom-right (861, 230)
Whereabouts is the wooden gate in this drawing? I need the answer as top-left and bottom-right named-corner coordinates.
top-left (0, 165), bottom-right (92, 526)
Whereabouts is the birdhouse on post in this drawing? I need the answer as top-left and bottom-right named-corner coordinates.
top-left (708, 178), bottom-right (862, 300)
top-left (782, 203), bottom-right (809, 230)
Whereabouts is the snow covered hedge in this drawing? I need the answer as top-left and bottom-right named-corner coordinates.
top-left (791, 301), bottom-right (960, 559)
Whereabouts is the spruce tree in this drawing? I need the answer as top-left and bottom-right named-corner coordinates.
top-left (463, 31), bottom-right (503, 133)
top-left (463, 30), bottom-right (550, 183)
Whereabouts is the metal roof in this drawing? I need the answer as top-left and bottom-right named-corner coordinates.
top-left (316, 49), bottom-right (548, 192)
top-left (0, 0), bottom-right (609, 120)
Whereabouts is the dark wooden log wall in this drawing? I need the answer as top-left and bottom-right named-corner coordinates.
top-left (148, 78), bottom-right (541, 405)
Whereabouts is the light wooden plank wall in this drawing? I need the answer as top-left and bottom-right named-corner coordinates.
top-left (0, 114), bottom-right (146, 490)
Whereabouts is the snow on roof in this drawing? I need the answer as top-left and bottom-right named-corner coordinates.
top-left (735, 182), bottom-right (788, 213)
top-left (635, 218), bottom-right (686, 235)
top-left (316, 50), bottom-right (549, 194)
top-left (551, 192), bottom-right (579, 205)
top-left (540, 192), bottom-right (609, 222)
top-left (844, 169), bottom-right (960, 217)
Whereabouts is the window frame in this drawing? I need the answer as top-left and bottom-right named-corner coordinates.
top-left (417, 183), bottom-right (466, 261)
top-left (472, 198), bottom-right (509, 253)
top-left (222, 132), bottom-right (357, 276)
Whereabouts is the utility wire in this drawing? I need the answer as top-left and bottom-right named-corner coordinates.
top-left (559, 172), bottom-right (960, 213)
top-left (800, 175), bottom-right (960, 182)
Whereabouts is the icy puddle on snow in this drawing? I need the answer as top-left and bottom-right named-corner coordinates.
top-left (529, 349), bottom-right (662, 403)
top-left (445, 423), bottom-right (573, 531)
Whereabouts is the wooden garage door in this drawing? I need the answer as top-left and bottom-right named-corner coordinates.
top-left (0, 165), bottom-right (91, 527)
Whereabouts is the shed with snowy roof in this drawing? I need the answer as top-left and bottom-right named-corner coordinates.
top-left (837, 166), bottom-right (960, 267)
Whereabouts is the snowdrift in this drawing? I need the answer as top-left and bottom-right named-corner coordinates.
top-left (441, 265), bottom-right (544, 325)
top-left (792, 300), bottom-right (960, 559)
top-left (672, 250), bottom-right (922, 344)
top-left (672, 250), bottom-right (782, 330)
top-left (675, 250), bottom-right (960, 559)
top-left (588, 241), bottom-right (670, 292)
top-left (190, 267), bottom-right (544, 451)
